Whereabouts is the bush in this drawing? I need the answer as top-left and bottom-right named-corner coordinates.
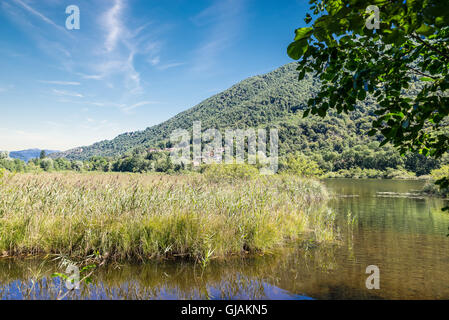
top-left (424, 165), bottom-right (449, 197)
top-left (384, 167), bottom-right (416, 180)
top-left (279, 153), bottom-right (323, 178)
top-left (431, 165), bottom-right (449, 181)
top-left (40, 158), bottom-right (54, 172)
top-left (202, 163), bottom-right (259, 183)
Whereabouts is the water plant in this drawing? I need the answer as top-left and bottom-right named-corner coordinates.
top-left (0, 172), bottom-right (336, 262)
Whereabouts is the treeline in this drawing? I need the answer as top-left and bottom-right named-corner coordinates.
top-left (0, 145), bottom-right (447, 179)
top-left (0, 151), bottom-right (182, 174)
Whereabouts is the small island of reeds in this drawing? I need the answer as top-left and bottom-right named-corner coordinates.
top-left (0, 167), bottom-right (336, 263)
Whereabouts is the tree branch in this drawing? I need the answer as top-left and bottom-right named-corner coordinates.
top-left (405, 65), bottom-right (440, 80)
top-left (411, 33), bottom-right (449, 62)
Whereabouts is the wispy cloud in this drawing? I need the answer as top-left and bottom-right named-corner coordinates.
top-left (12, 0), bottom-right (67, 32)
top-left (102, 0), bottom-right (124, 53)
top-left (94, 0), bottom-right (148, 95)
top-left (157, 62), bottom-right (185, 70)
top-left (121, 101), bottom-right (157, 113)
top-left (149, 56), bottom-right (160, 66)
top-left (0, 84), bottom-right (14, 93)
top-left (190, 0), bottom-right (246, 73)
top-left (77, 73), bottom-right (104, 80)
top-left (87, 100), bottom-right (158, 113)
top-left (56, 98), bottom-right (157, 114)
top-left (2, 0), bottom-right (73, 71)
top-left (52, 89), bottom-right (84, 98)
top-left (40, 80), bottom-right (80, 86)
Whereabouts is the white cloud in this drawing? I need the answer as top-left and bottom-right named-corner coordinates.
top-left (12, 0), bottom-right (67, 33)
top-left (190, 0), bottom-right (246, 73)
top-left (90, 102), bottom-right (106, 107)
top-left (77, 73), bottom-right (104, 80)
top-left (57, 98), bottom-right (157, 114)
top-left (157, 62), bottom-right (185, 70)
top-left (102, 0), bottom-right (124, 52)
top-left (150, 56), bottom-right (160, 66)
top-left (92, 1), bottom-right (145, 95)
top-left (0, 84), bottom-right (14, 93)
top-left (40, 80), bottom-right (80, 86)
top-left (121, 101), bottom-right (157, 113)
top-left (52, 89), bottom-right (84, 98)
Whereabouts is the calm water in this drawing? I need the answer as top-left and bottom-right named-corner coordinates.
top-left (1, 179), bottom-right (449, 300)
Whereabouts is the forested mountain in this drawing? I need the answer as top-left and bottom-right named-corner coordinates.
top-left (54, 63), bottom-right (314, 160)
top-left (51, 63), bottom-right (442, 175)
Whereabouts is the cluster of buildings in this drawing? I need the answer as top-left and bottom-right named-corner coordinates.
top-left (148, 148), bottom-right (175, 153)
top-left (149, 147), bottom-right (226, 166)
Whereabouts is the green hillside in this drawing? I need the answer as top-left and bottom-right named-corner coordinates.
top-left (52, 63), bottom-right (442, 175)
top-left (54, 63), bottom-right (313, 159)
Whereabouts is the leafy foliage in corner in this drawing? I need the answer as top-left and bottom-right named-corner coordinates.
top-left (288, 0), bottom-right (449, 206)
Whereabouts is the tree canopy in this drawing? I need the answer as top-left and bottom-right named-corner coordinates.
top-left (288, 0), bottom-right (449, 203)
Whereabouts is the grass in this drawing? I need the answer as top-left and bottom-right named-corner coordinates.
top-left (0, 171), bottom-right (336, 262)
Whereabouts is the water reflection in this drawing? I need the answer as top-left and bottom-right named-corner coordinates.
top-left (1, 179), bottom-right (449, 299)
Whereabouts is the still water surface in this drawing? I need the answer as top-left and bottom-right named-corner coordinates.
top-left (1, 179), bottom-right (449, 299)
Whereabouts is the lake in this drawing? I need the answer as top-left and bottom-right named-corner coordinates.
top-left (1, 179), bottom-right (448, 300)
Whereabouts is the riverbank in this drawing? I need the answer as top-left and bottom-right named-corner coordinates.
top-left (0, 172), bottom-right (336, 262)
top-left (322, 168), bottom-right (429, 180)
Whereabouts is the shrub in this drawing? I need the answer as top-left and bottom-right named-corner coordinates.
top-left (279, 153), bottom-right (323, 178)
top-left (424, 165), bottom-right (449, 197)
top-left (431, 165), bottom-right (449, 181)
top-left (201, 163), bottom-right (260, 183)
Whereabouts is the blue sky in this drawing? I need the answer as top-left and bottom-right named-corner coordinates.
top-left (0, 0), bottom-right (309, 151)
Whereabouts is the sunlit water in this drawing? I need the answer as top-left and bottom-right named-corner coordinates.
top-left (1, 179), bottom-right (448, 300)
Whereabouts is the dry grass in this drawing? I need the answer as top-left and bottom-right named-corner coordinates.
top-left (0, 172), bottom-right (336, 262)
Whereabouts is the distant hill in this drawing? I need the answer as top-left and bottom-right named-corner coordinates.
top-left (51, 62), bottom-right (438, 174)
top-left (10, 149), bottom-right (59, 162)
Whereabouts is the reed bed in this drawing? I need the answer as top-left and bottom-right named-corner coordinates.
top-left (0, 172), bottom-right (335, 262)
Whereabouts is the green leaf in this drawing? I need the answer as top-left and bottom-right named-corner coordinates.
top-left (326, 0), bottom-right (344, 15)
top-left (358, 90), bottom-right (367, 100)
top-left (294, 27), bottom-right (313, 41)
top-left (379, 139), bottom-right (389, 147)
top-left (383, 29), bottom-right (406, 46)
top-left (304, 13), bottom-right (312, 24)
top-left (287, 39), bottom-right (309, 60)
top-left (415, 24), bottom-right (435, 36)
top-left (81, 264), bottom-right (97, 273)
top-left (52, 273), bottom-right (68, 280)
top-left (317, 108), bottom-right (326, 118)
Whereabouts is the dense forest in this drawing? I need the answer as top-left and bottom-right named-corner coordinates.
top-left (1, 63), bottom-right (447, 177)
